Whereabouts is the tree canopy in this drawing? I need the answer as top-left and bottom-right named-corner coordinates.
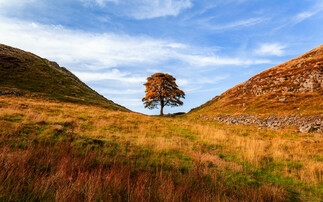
top-left (142, 73), bottom-right (185, 115)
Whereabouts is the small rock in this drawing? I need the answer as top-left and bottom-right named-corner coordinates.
top-left (278, 97), bottom-right (286, 102)
top-left (297, 62), bottom-right (305, 68)
top-left (299, 123), bottom-right (320, 133)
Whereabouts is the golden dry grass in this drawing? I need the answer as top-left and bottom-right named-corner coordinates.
top-left (0, 96), bottom-right (322, 201)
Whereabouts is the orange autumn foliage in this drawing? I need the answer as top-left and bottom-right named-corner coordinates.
top-left (142, 73), bottom-right (185, 115)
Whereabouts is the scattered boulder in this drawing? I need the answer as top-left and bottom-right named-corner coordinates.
top-left (299, 122), bottom-right (322, 133)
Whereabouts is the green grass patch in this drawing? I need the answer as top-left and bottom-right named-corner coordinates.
top-left (1, 113), bottom-right (24, 122)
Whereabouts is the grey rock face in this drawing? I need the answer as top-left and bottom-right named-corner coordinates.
top-left (200, 114), bottom-right (322, 133)
top-left (299, 122), bottom-right (322, 133)
top-left (49, 61), bottom-right (60, 69)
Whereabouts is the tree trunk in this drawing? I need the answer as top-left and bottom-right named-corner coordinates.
top-left (160, 99), bottom-right (164, 116)
top-left (160, 105), bottom-right (164, 116)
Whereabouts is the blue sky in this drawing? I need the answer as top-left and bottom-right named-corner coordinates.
top-left (0, 0), bottom-right (322, 114)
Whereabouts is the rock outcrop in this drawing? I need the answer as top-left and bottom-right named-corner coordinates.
top-left (189, 45), bottom-right (323, 119)
top-left (199, 114), bottom-right (322, 133)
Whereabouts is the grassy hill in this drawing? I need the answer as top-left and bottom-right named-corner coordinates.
top-left (190, 45), bottom-right (323, 117)
top-left (0, 44), bottom-right (127, 111)
top-left (0, 96), bottom-right (322, 201)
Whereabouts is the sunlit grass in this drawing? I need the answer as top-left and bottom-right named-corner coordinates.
top-left (0, 96), bottom-right (322, 201)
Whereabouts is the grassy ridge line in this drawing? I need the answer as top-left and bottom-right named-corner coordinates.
top-left (0, 44), bottom-right (128, 111)
top-left (0, 96), bottom-right (322, 201)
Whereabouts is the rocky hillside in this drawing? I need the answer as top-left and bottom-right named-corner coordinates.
top-left (190, 45), bottom-right (323, 132)
top-left (0, 44), bottom-right (128, 111)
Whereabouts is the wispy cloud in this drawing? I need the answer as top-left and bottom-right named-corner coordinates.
top-left (292, 1), bottom-right (323, 24)
top-left (0, 16), bottom-right (270, 72)
top-left (196, 17), bottom-right (266, 31)
top-left (0, 0), bottom-right (36, 7)
top-left (186, 86), bottom-right (226, 94)
top-left (210, 17), bottom-right (265, 30)
top-left (255, 43), bottom-right (286, 56)
top-left (109, 98), bottom-right (143, 107)
top-left (81, 0), bottom-right (118, 7)
top-left (0, 17), bottom-right (180, 70)
top-left (177, 54), bottom-right (270, 66)
top-left (74, 69), bottom-right (146, 83)
top-left (81, 0), bottom-right (193, 19)
top-left (178, 74), bottom-right (229, 94)
top-left (95, 88), bottom-right (144, 95)
top-left (131, 0), bottom-right (193, 19)
top-left (294, 11), bottom-right (317, 23)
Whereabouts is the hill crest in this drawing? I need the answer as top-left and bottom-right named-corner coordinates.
top-left (190, 44), bottom-right (323, 116)
top-left (0, 44), bottom-right (128, 111)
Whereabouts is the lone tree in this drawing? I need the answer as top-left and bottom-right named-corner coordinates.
top-left (142, 73), bottom-right (185, 116)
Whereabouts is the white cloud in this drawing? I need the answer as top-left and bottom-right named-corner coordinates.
top-left (96, 88), bottom-right (144, 95)
top-left (81, 0), bottom-right (118, 7)
top-left (165, 43), bottom-right (187, 49)
top-left (130, 0), bottom-right (193, 20)
top-left (197, 17), bottom-right (266, 31)
top-left (185, 86), bottom-right (225, 94)
top-left (211, 17), bottom-right (265, 30)
top-left (81, 0), bottom-right (193, 19)
top-left (295, 11), bottom-right (316, 23)
top-left (0, 17), bottom-right (182, 70)
top-left (0, 0), bottom-right (36, 7)
top-left (177, 54), bottom-right (270, 66)
top-left (74, 69), bottom-right (146, 83)
top-left (292, 1), bottom-right (323, 24)
top-left (0, 16), bottom-right (270, 73)
top-left (109, 98), bottom-right (143, 107)
top-left (176, 78), bottom-right (189, 87)
top-left (255, 43), bottom-right (286, 56)
top-left (96, 0), bottom-right (118, 5)
top-left (178, 74), bottom-right (229, 94)
top-left (0, 0), bottom-right (39, 13)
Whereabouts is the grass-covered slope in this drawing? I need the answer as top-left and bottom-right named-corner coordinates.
top-left (190, 45), bottom-right (323, 116)
top-left (0, 96), bottom-right (322, 201)
top-left (0, 44), bottom-right (127, 111)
